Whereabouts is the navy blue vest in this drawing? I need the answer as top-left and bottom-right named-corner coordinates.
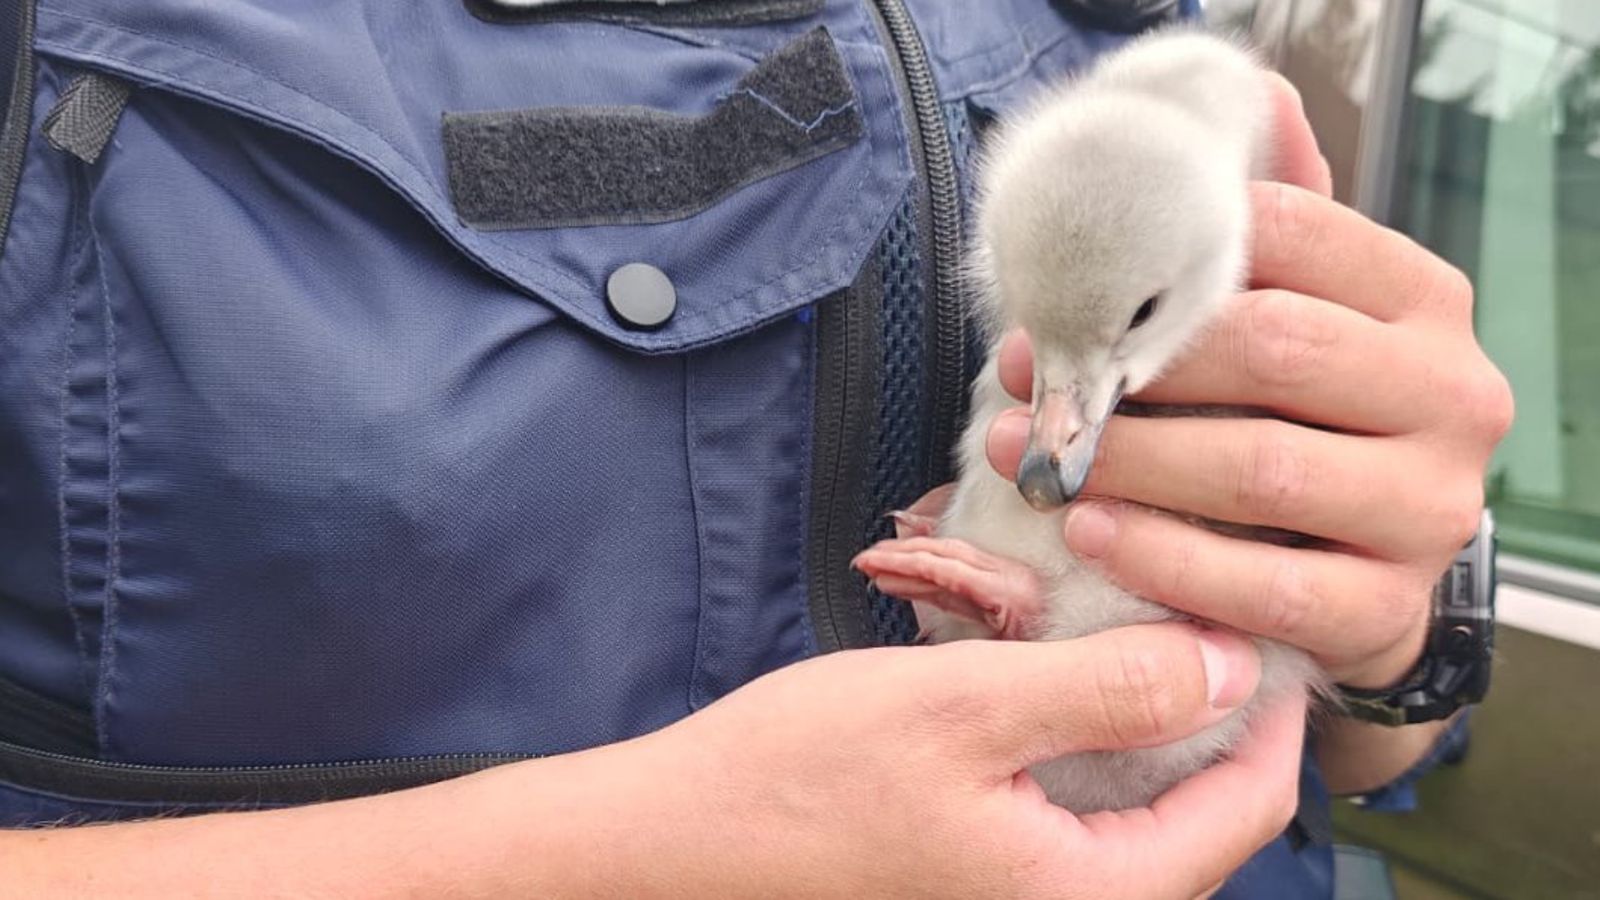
top-left (0, 1), bottom-right (1330, 894)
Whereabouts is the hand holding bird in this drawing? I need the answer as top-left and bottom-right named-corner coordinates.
top-left (854, 27), bottom-right (1512, 811)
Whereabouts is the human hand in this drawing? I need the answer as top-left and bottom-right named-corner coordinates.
top-left (0, 631), bottom-right (1294, 900)
top-left (623, 625), bottom-right (1302, 899)
top-left (981, 77), bottom-right (1513, 689)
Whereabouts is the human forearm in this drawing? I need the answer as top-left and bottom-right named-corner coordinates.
top-left (0, 738), bottom-right (676, 899)
top-left (1313, 710), bottom-right (1461, 796)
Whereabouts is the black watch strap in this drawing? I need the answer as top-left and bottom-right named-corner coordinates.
top-left (1339, 510), bottom-right (1497, 726)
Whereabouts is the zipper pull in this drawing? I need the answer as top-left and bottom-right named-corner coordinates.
top-left (43, 72), bottom-right (132, 165)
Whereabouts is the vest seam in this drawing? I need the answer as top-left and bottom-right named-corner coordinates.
top-left (795, 317), bottom-right (819, 659)
top-left (55, 151), bottom-right (94, 704)
top-left (84, 186), bottom-right (123, 759)
top-left (952, 26), bottom-right (1076, 106)
top-left (683, 354), bottom-right (710, 711)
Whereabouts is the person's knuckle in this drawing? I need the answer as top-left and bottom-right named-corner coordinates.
top-left (1463, 363), bottom-right (1516, 442)
top-left (1243, 291), bottom-right (1331, 389)
top-left (1099, 639), bottom-right (1185, 745)
top-left (1438, 357), bottom-right (1511, 440)
top-left (1438, 487), bottom-right (1485, 552)
top-left (1365, 230), bottom-right (1438, 319)
top-left (1157, 528), bottom-right (1202, 604)
top-left (1359, 564), bottom-right (1425, 642)
top-left (1484, 369), bottom-right (1516, 440)
top-left (1260, 556), bottom-right (1316, 640)
top-left (1255, 183), bottom-right (1323, 266)
top-left (1234, 422), bottom-right (1308, 523)
top-left (1437, 365), bottom-right (1476, 413)
top-left (1419, 258), bottom-right (1474, 320)
top-left (1385, 580), bottom-right (1432, 645)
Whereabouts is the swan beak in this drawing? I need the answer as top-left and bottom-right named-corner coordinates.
top-left (1016, 380), bottom-right (1123, 511)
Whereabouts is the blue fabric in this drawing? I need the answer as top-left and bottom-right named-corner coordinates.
top-left (1354, 711), bottom-right (1472, 813)
top-left (3, 1), bottom-right (1341, 896)
top-left (1217, 750), bottom-right (1337, 899)
top-left (866, 186), bottom-right (926, 647)
top-left (8, 2), bottom-right (896, 765)
top-left (901, 0), bottom-right (1134, 116)
top-left (0, 0), bottom-right (1131, 773)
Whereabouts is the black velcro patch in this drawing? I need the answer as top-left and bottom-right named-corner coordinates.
top-left (442, 27), bottom-right (862, 230)
top-left (465, 0), bottom-right (823, 27)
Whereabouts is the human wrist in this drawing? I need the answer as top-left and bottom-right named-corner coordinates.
top-left (269, 734), bottom-right (720, 898)
top-left (501, 724), bottom-right (823, 899)
top-left (1339, 611), bottom-right (1431, 691)
top-left (468, 734), bottom-right (737, 898)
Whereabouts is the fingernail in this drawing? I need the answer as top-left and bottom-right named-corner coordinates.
top-left (1064, 503), bottom-right (1116, 559)
top-left (993, 408), bottom-right (1031, 442)
top-left (988, 410), bottom-right (1033, 480)
top-left (1197, 630), bottom-right (1260, 709)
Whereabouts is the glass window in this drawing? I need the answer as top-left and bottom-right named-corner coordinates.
top-left (1394, 0), bottom-right (1600, 578)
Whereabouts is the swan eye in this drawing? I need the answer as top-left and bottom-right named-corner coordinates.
top-left (1129, 296), bottom-right (1159, 330)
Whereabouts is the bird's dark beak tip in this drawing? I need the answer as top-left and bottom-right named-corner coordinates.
top-left (1017, 451), bottom-right (1080, 512)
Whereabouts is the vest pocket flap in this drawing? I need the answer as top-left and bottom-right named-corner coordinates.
top-left (32, 3), bottom-right (911, 353)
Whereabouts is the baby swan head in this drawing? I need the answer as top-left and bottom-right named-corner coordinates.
top-left (976, 92), bottom-right (1252, 511)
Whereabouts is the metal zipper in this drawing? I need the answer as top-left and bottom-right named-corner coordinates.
top-left (0, 0), bottom-right (38, 255)
top-left (805, 0), bottom-right (962, 653)
top-left (868, 0), bottom-right (964, 487)
top-left (0, 738), bottom-right (532, 806)
top-left (806, 261), bottom-right (879, 653)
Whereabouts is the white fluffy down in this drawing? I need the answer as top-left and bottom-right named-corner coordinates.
top-left (922, 29), bottom-right (1326, 813)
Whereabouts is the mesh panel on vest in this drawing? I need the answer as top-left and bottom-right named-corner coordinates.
top-left (865, 189), bottom-right (926, 646)
top-left (863, 102), bottom-right (986, 647)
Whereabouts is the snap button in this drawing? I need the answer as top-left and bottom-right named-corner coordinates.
top-left (606, 263), bottom-right (677, 330)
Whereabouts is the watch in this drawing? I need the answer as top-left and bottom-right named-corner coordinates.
top-left (1339, 509), bottom-right (1497, 726)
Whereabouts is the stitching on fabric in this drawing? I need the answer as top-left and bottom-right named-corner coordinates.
top-left (85, 187), bottom-right (122, 757)
top-left (607, 23), bottom-right (765, 62)
top-left (40, 9), bottom-right (395, 132)
top-left (682, 356), bottom-right (710, 710)
top-left (720, 87), bottom-right (855, 133)
top-left (56, 147), bottom-right (94, 697)
top-left (958, 28), bottom-right (1079, 104)
top-left (35, 12), bottom-right (906, 352)
top-left (794, 317), bottom-right (819, 659)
